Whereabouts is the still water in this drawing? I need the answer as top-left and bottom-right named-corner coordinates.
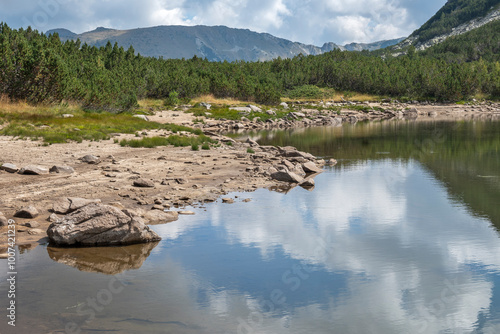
top-left (1, 119), bottom-right (500, 334)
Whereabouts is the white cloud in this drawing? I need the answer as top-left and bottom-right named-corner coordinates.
top-left (1, 0), bottom-right (447, 45)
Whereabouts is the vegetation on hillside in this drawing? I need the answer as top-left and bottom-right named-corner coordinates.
top-left (1, 21), bottom-right (500, 114)
top-left (411, 0), bottom-right (500, 45)
top-left (421, 19), bottom-right (500, 62)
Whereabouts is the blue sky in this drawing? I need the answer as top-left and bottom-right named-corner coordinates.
top-left (0, 0), bottom-right (446, 45)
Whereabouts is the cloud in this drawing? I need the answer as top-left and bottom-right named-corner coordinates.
top-left (1, 0), bottom-right (447, 45)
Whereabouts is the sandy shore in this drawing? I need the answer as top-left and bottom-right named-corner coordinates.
top-left (1, 101), bottom-right (499, 252)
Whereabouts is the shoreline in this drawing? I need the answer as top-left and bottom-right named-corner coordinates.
top-left (1, 102), bottom-right (499, 252)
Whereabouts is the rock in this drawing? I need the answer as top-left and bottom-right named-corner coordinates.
top-left (133, 114), bottom-right (149, 121)
top-left (246, 138), bottom-right (259, 147)
top-left (49, 165), bottom-right (75, 174)
top-left (222, 198), bottom-right (234, 204)
top-left (242, 198), bottom-right (252, 202)
top-left (179, 211), bottom-right (195, 215)
top-left (47, 203), bottom-right (161, 246)
top-left (0, 212), bottom-right (8, 226)
top-left (1, 163), bottom-right (19, 173)
top-left (266, 110), bottom-right (277, 116)
top-left (133, 179), bottom-right (155, 188)
top-left (327, 159), bottom-right (338, 165)
top-left (280, 102), bottom-right (289, 109)
top-left (80, 155), bottom-right (101, 164)
top-left (302, 162), bottom-right (323, 174)
top-left (279, 147), bottom-right (316, 160)
top-left (27, 228), bottom-right (44, 235)
top-left (300, 178), bottom-right (315, 188)
top-left (292, 164), bottom-right (306, 176)
top-left (271, 171), bottom-right (304, 183)
top-left (230, 106), bottom-right (252, 113)
top-left (233, 123), bottom-right (245, 129)
top-left (18, 165), bottom-right (49, 175)
top-left (152, 205), bottom-right (164, 211)
top-left (14, 206), bottom-right (39, 219)
top-left (52, 197), bottom-right (102, 215)
top-left (175, 178), bottom-right (188, 185)
top-left (200, 102), bottom-right (211, 110)
top-left (248, 105), bottom-right (262, 112)
top-left (24, 221), bottom-right (40, 228)
top-left (404, 108), bottom-right (419, 118)
top-left (61, 114), bottom-right (74, 118)
top-left (144, 210), bottom-right (179, 224)
top-left (48, 213), bottom-right (61, 223)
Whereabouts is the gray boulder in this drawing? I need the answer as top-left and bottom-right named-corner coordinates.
top-left (18, 165), bottom-right (49, 175)
top-left (50, 165), bottom-right (75, 174)
top-left (47, 203), bottom-right (161, 246)
top-left (144, 210), bottom-right (179, 224)
top-left (302, 162), bottom-right (323, 174)
top-left (271, 170), bottom-right (304, 183)
top-left (14, 206), bottom-right (39, 219)
top-left (133, 179), bottom-right (155, 188)
top-left (1, 163), bottom-right (19, 173)
top-left (80, 155), bottom-right (101, 164)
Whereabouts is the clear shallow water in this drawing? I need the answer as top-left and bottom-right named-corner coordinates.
top-left (1, 120), bottom-right (500, 334)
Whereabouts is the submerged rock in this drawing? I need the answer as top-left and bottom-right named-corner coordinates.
top-left (47, 203), bottom-right (161, 246)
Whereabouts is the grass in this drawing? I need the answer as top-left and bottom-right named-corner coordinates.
top-left (0, 97), bottom-right (201, 144)
top-left (119, 134), bottom-right (215, 148)
top-left (247, 148), bottom-right (255, 154)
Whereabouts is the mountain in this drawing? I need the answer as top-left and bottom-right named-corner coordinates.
top-left (394, 0), bottom-right (500, 52)
top-left (45, 25), bottom-right (401, 62)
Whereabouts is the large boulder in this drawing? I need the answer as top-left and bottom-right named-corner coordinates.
top-left (47, 203), bottom-right (161, 246)
top-left (80, 155), bottom-right (101, 164)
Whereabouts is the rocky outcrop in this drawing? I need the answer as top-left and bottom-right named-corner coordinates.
top-left (47, 203), bottom-right (161, 246)
top-left (397, 8), bottom-right (500, 52)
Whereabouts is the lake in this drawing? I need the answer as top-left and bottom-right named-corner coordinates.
top-left (1, 119), bottom-right (499, 334)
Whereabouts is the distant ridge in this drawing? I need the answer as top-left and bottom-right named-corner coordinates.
top-left (46, 25), bottom-right (402, 62)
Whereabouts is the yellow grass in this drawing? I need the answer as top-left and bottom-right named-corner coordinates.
top-left (190, 94), bottom-right (249, 106)
top-left (282, 92), bottom-right (382, 103)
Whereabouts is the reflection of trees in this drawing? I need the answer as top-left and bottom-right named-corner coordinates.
top-left (47, 242), bottom-right (159, 275)
top-left (254, 120), bottom-right (500, 229)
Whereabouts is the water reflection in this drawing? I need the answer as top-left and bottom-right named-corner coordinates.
top-left (3, 120), bottom-right (500, 334)
top-left (47, 242), bottom-right (159, 274)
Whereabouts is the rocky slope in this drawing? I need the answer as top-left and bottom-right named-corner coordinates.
top-left (46, 25), bottom-right (401, 62)
top-left (393, 0), bottom-right (500, 53)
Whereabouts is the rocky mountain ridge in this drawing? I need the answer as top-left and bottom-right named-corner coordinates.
top-left (398, 7), bottom-right (500, 52)
top-left (46, 25), bottom-right (402, 62)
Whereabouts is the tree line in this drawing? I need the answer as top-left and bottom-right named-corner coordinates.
top-left (1, 22), bottom-right (499, 111)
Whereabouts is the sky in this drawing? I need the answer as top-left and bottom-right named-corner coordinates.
top-left (0, 0), bottom-right (447, 45)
